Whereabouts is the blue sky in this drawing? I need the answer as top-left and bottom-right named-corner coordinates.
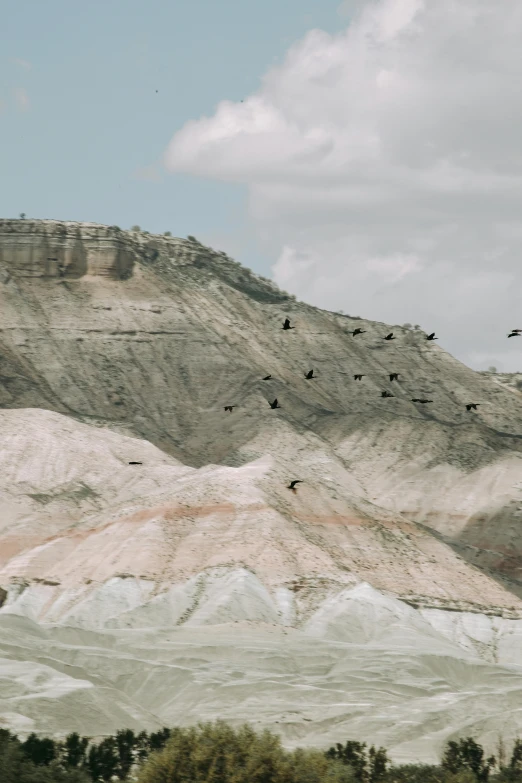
top-left (1, 0), bottom-right (346, 277)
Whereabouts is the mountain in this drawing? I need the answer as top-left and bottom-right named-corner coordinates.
top-left (1, 218), bottom-right (522, 762)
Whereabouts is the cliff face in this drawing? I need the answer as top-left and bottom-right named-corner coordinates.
top-left (1, 219), bottom-right (522, 755)
top-left (0, 219), bottom-right (138, 280)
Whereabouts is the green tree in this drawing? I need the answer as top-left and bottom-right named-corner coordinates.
top-left (63, 732), bottom-right (89, 768)
top-left (20, 732), bottom-right (57, 766)
top-left (87, 737), bottom-right (119, 782)
top-left (383, 763), bottom-right (447, 783)
top-left (115, 728), bottom-right (136, 780)
top-left (148, 727), bottom-right (171, 752)
top-left (0, 730), bottom-right (89, 783)
top-left (137, 720), bottom-right (354, 783)
top-left (368, 746), bottom-right (389, 782)
top-left (326, 741), bottom-right (369, 782)
top-left (441, 738), bottom-right (495, 782)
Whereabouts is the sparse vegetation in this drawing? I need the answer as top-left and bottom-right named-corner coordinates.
top-left (1, 724), bottom-right (521, 783)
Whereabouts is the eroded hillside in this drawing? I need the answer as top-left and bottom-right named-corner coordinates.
top-left (1, 219), bottom-right (522, 757)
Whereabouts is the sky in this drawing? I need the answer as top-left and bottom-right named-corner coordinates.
top-left (2, 0), bottom-right (522, 371)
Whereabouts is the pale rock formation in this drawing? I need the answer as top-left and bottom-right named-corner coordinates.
top-left (1, 221), bottom-right (522, 760)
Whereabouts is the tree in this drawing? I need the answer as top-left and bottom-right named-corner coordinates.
top-left (115, 728), bottom-right (136, 780)
top-left (62, 732), bottom-right (89, 769)
top-left (20, 733), bottom-right (57, 766)
top-left (87, 737), bottom-right (119, 782)
top-left (368, 745), bottom-right (388, 782)
top-left (0, 730), bottom-right (89, 783)
top-left (19, 212), bottom-right (26, 219)
top-left (131, 225), bottom-right (141, 232)
top-left (326, 741), bottom-right (369, 782)
top-left (442, 738), bottom-right (495, 782)
top-left (148, 727), bottom-right (171, 752)
top-left (487, 366), bottom-right (497, 373)
top-left (163, 231), bottom-right (172, 236)
top-left (508, 739), bottom-right (522, 778)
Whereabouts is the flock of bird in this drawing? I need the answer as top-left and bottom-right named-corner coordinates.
top-left (221, 319), bottom-right (521, 492)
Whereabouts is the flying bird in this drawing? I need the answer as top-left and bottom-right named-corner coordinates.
top-left (411, 398), bottom-right (433, 404)
top-left (466, 403), bottom-right (480, 411)
top-left (352, 328), bottom-right (366, 336)
top-left (508, 331), bottom-right (521, 338)
top-left (262, 375), bottom-right (272, 380)
top-left (383, 333), bottom-right (395, 341)
top-left (128, 461), bottom-right (142, 465)
top-left (304, 369), bottom-right (315, 379)
top-left (354, 374), bottom-right (365, 380)
top-left (282, 318), bottom-right (294, 330)
top-left (224, 406), bottom-right (235, 412)
top-left (426, 333), bottom-right (438, 341)
top-left (381, 391), bottom-right (394, 398)
top-left (288, 480), bottom-right (303, 492)
top-left (269, 398), bottom-right (281, 409)
top-left (389, 373), bottom-right (399, 381)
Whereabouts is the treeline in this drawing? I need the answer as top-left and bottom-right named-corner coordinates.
top-left (1, 721), bottom-right (522, 783)
top-left (0, 727), bottom-right (171, 783)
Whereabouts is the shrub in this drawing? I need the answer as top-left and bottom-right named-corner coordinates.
top-left (131, 225), bottom-right (141, 232)
top-left (137, 721), bottom-right (355, 783)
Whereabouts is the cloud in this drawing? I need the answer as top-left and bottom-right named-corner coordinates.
top-left (13, 87), bottom-right (29, 111)
top-left (165, 0), bottom-right (522, 371)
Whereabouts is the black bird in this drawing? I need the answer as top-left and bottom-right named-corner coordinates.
top-left (282, 318), bottom-right (294, 330)
top-left (352, 328), bottom-right (366, 336)
top-left (426, 332), bottom-right (438, 341)
top-left (354, 374), bottom-right (365, 380)
top-left (224, 406), bottom-right (235, 412)
top-left (128, 461), bottom-right (142, 465)
top-left (288, 480), bottom-right (303, 492)
top-left (383, 333), bottom-right (395, 341)
top-left (411, 398), bottom-right (433, 404)
top-left (466, 403), bottom-right (480, 411)
top-left (389, 373), bottom-right (399, 381)
top-left (269, 398), bottom-right (281, 409)
top-left (508, 330), bottom-right (521, 338)
top-left (304, 369), bottom-right (315, 379)
top-left (262, 375), bottom-right (272, 380)
top-left (381, 391), bottom-right (394, 398)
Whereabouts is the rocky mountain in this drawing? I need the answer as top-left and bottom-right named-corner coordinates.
top-left (1, 218), bottom-right (522, 762)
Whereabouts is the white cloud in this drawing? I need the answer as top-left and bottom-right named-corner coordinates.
top-left (165, 0), bottom-right (522, 370)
